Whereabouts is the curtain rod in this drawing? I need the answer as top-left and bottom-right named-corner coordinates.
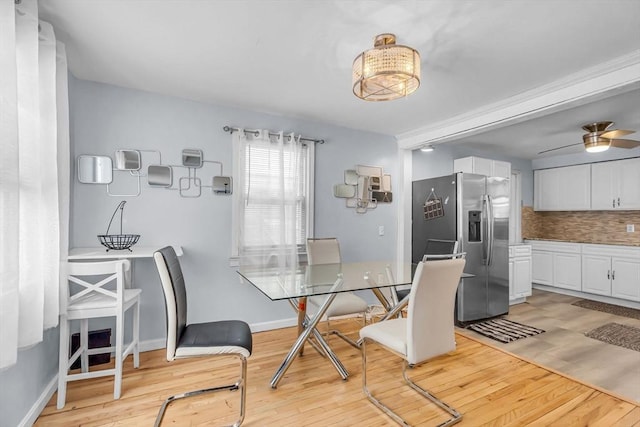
top-left (223, 126), bottom-right (325, 144)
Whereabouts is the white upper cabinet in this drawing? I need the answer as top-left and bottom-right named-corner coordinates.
top-left (534, 164), bottom-right (591, 211)
top-left (453, 156), bottom-right (511, 179)
top-left (591, 158), bottom-right (640, 210)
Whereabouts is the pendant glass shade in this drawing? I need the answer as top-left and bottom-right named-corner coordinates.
top-left (352, 34), bottom-right (421, 101)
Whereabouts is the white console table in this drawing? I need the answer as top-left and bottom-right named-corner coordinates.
top-left (68, 246), bottom-right (183, 285)
top-left (68, 246), bottom-right (183, 260)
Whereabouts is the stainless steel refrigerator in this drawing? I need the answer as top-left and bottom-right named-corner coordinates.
top-left (412, 173), bottom-right (510, 324)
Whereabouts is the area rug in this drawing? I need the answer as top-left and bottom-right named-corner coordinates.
top-left (571, 299), bottom-right (640, 320)
top-left (466, 318), bottom-right (545, 343)
top-left (585, 323), bottom-right (640, 352)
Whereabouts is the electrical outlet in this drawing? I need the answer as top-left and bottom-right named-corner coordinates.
top-left (627, 224), bottom-right (635, 233)
top-left (378, 225), bottom-right (385, 236)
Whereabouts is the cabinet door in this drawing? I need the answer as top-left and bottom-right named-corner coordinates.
top-left (591, 162), bottom-right (616, 210)
top-left (513, 257), bottom-right (532, 297)
top-left (473, 157), bottom-right (493, 177)
top-left (534, 169), bottom-right (560, 211)
top-left (557, 164), bottom-right (591, 210)
top-left (611, 257), bottom-right (640, 301)
top-left (532, 251), bottom-right (553, 285)
top-left (617, 158), bottom-right (640, 209)
top-left (509, 258), bottom-right (514, 300)
top-left (553, 253), bottom-right (581, 290)
top-left (492, 160), bottom-right (511, 179)
top-left (582, 255), bottom-right (612, 295)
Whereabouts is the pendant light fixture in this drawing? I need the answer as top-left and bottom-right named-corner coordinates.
top-left (352, 33), bottom-right (421, 101)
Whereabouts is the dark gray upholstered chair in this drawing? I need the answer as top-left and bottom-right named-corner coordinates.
top-left (153, 246), bottom-right (252, 427)
top-left (395, 239), bottom-right (459, 302)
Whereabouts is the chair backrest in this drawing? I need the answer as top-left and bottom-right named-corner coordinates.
top-left (64, 260), bottom-right (130, 313)
top-left (306, 238), bottom-right (341, 265)
top-left (153, 246), bottom-right (187, 361)
top-left (423, 239), bottom-right (459, 260)
top-left (406, 258), bottom-right (466, 365)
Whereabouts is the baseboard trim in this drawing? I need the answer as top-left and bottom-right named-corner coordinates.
top-left (27, 316), bottom-right (301, 425)
top-left (532, 284), bottom-right (640, 310)
top-left (19, 375), bottom-right (58, 427)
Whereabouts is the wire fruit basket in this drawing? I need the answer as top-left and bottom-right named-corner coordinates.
top-left (98, 201), bottom-right (140, 251)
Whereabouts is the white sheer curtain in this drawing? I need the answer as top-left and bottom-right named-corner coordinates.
top-left (233, 130), bottom-right (305, 270)
top-left (0, 0), bottom-right (70, 369)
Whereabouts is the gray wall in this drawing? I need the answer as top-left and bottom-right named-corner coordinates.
top-left (68, 77), bottom-right (398, 337)
top-left (412, 144), bottom-right (534, 205)
top-left (0, 75), bottom-right (397, 426)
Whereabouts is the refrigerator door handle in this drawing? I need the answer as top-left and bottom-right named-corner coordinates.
top-left (485, 194), bottom-right (494, 266)
top-left (482, 195), bottom-right (488, 265)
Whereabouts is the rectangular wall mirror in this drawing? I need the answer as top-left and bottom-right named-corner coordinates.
top-left (213, 176), bottom-right (232, 194)
top-left (334, 184), bottom-right (356, 198)
top-left (182, 149), bottom-right (203, 168)
top-left (114, 150), bottom-right (141, 171)
top-left (77, 155), bottom-right (113, 184)
top-left (344, 169), bottom-right (358, 185)
top-left (147, 165), bottom-right (172, 187)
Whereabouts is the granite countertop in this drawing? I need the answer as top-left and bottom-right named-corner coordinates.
top-left (524, 238), bottom-right (640, 247)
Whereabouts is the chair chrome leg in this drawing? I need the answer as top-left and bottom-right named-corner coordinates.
top-left (327, 329), bottom-right (361, 349)
top-left (361, 339), bottom-right (462, 427)
top-left (402, 361), bottom-right (462, 427)
top-left (154, 355), bottom-right (247, 427)
top-left (324, 311), bottom-right (367, 349)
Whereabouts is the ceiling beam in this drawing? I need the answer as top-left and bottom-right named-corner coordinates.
top-left (396, 51), bottom-right (640, 150)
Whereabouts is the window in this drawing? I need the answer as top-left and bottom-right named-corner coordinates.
top-left (231, 130), bottom-right (314, 265)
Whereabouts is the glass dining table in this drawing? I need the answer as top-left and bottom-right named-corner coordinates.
top-left (237, 260), bottom-right (415, 388)
top-left (238, 261), bottom-right (415, 388)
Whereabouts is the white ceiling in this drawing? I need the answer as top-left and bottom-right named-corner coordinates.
top-left (39, 0), bottom-right (640, 159)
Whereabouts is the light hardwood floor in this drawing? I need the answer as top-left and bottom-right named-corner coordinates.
top-left (463, 289), bottom-right (640, 403)
top-left (37, 303), bottom-right (640, 426)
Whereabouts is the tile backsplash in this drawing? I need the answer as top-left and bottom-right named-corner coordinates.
top-left (521, 206), bottom-right (640, 246)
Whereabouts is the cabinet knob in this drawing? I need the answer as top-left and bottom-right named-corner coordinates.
top-left (612, 199), bottom-right (616, 208)
top-left (617, 197), bottom-right (620, 207)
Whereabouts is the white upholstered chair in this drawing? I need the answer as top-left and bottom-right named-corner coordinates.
top-left (153, 246), bottom-right (252, 427)
top-left (360, 257), bottom-right (466, 426)
top-left (394, 239), bottom-right (459, 302)
top-left (57, 260), bottom-right (141, 409)
top-left (306, 238), bottom-right (369, 348)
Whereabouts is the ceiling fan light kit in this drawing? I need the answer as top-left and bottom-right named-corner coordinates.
top-left (582, 121), bottom-right (639, 153)
top-left (539, 121), bottom-right (639, 155)
top-left (352, 33), bottom-right (420, 101)
top-left (583, 133), bottom-right (611, 153)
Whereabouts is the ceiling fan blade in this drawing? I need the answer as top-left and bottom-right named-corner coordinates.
top-left (610, 138), bottom-right (640, 149)
top-left (537, 142), bottom-right (583, 155)
top-left (601, 129), bottom-right (634, 139)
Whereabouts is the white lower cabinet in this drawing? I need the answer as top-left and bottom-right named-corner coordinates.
top-left (612, 258), bottom-right (640, 301)
top-left (553, 253), bottom-right (582, 291)
top-left (529, 241), bottom-right (581, 290)
top-left (509, 245), bottom-right (532, 303)
top-left (582, 245), bottom-right (640, 301)
top-left (532, 251), bottom-right (553, 285)
top-left (582, 255), bottom-right (612, 295)
top-left (530, 241), bottom-right (640, 304)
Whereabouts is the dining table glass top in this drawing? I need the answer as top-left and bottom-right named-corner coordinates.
top-left (237, 261), bottom-right (415, 301)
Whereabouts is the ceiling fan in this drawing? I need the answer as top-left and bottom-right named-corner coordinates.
top-left (538, 121), bottom-right (640, 155)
